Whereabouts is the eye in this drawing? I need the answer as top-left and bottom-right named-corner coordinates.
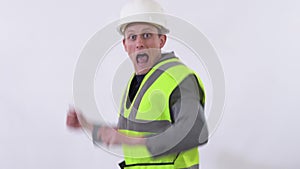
top-left (143, 33), bottom-right (152, 39)
top-left (128, 34), bottom-right (137, 41)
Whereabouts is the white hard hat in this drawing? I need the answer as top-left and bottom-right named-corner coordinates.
top-left (118, 0), bottom-right (169, 35)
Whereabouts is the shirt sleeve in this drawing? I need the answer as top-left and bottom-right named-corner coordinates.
top-left (145, 74), bottom-right (208, 157)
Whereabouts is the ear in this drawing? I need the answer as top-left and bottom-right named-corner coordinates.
top-left (122, 38), bottom-right (128, 52)
top-left (159, 35), bottom-right (167, 48)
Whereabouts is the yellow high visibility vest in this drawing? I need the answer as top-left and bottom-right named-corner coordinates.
top-left (118, 57), bottom-right (205, 169)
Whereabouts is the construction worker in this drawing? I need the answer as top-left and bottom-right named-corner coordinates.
top-left (66, 0), bottom-right (208, 168)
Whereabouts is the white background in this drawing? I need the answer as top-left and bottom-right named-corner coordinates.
top-left (1, 0), bottom-right (300, 168)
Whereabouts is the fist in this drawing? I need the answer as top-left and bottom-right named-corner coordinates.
top-left (66, 108), bottom-right (81, 129)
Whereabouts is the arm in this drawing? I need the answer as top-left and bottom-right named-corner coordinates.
top-left (145, 74), bottom-right (208, 157)
top-left (66, 108), bottom-right (145, 146)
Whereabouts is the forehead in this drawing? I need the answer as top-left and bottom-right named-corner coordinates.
top-left (124, 23), bottom-right (159, 34)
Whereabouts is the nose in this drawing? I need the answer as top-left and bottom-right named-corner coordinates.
top-left (136, 35), bottom-right (144, 49)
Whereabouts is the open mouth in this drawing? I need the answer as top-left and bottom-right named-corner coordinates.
top-left (136, 53), bottom-right (149, 64)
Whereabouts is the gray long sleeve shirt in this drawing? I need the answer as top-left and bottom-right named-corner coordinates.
top-left (145, 74), bottom-right (208, 157)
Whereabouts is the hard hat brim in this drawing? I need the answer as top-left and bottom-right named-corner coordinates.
top-left (118, 22), bottom-right (169, 35)
top-left (117, 13), bottom-right (169, 35)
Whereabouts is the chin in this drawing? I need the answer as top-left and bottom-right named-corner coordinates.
top-left (136, 67), bottom-right (150, 75)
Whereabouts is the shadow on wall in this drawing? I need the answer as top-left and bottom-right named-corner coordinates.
top-left (216, 151), bottom-right (282, 169)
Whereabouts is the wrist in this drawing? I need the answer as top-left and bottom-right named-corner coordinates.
top-left (92, 125), bottom-right (102, 144)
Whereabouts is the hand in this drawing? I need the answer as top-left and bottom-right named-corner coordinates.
top-left (98, 126), bottom-right (122, 146)
top-left (66, 107), bottom-right (92, 131)
top-left (98, 126), bottom-right (145, 146)
top-left (66, 108), bottom-right (81, 129)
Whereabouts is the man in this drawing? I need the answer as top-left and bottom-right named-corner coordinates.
top-left (66, 0), bottom-right (208, 168)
